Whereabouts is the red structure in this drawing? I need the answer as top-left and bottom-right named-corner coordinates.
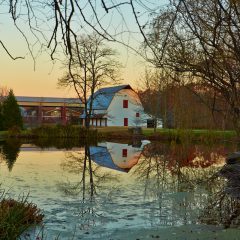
top-left (16, 96), bottom-right (83, 127)
top-left (61, 106), bottom-right (67, 125)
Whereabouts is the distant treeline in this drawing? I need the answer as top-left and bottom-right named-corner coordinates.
top-left (139, 83), bottom-right (233, 130)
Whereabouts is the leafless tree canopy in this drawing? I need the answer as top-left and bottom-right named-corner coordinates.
top-left (58, 33), bottom-right (121, 128)
top-left (1, 0), bottom-right (164, 62)
top-left (144, 0), bottom-right (240, 133)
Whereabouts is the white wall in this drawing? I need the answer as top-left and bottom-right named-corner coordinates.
top-left (92, 109), bottom-right (106, 115)
top-left (106, 89), bottom-right (149, 127)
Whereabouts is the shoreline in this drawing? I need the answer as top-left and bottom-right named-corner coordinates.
top-left (0, 127), bottom-right (238, 144)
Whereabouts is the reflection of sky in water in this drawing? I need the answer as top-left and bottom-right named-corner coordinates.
top-left (0, 142), bottom-right (240, 239)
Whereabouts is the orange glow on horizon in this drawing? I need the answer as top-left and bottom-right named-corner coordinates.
top-left (0, 45), bottom-right (144, 97)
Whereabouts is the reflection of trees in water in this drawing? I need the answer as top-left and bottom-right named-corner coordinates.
top-left (200, 162), bottom-right (240, 228)
top-left (59, 145), bottom-right (118, 230)
top-left (32, 137), bottom-right (85, 150)
top-left (136, 142), bottom-right (228, 192)
top-left (199, 190), bottom-right (240, 228)
top-left (0, 139), bottom-right (21, 171)
top-left (132, 142), bottom-right (230, 226)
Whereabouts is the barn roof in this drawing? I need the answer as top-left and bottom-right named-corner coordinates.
top-left (87, 84), bottom-right (132, 110)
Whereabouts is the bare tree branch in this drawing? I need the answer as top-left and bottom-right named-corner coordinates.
top-left (0, 40), bottom-right (24, 60)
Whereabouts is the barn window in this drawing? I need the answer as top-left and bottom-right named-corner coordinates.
top-left (124, 118), bottom-right (128, 126)
top-left (122, 149), bottom-right (128, 157)
top-left (123, 100), bottom-right (128, 108)
top-left (136, 112), bottom-right (140, 117)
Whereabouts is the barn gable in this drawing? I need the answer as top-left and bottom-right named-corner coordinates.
top-left (86, 85), bottom-right (132, 110)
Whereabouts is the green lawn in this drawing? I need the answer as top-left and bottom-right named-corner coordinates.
top-left (142, 128), bottom-right (236, 136)
top-left (97, 127), bottom-right (237, 141)
top-left (97, 126), bottom-right (129, 133)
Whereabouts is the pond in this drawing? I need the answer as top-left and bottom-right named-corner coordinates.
top-left (0, 139), bottom-right (240, 239)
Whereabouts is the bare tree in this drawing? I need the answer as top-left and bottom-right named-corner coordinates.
top-left (58, 33), bottom-right (121, 128)
top-left (0, 86), bottom-right (9, 103)
top-left (145, 0), bottom-right (240, 135)
top-left (138, 68), bottom-right (171, 131)
top-left (0, 1), bottom-right (164, 64)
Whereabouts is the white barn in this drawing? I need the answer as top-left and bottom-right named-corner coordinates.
top-left (81, 85), bottom-right (149, 127)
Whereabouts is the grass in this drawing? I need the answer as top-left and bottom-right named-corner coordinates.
top-left (0, 126), bottom-right (238, 143)
top-left (97, 127), bottom-right (237, 141)
top-left (97, 126), bottom-right (131, 140)
top-left (0, 131), bottom-right (8, 140)
top-left (142, 128), bottom-right (235, 135)
top-left (0, 193), bottom-right (44, 240)
top-left (97, 126), bottom-right (129, 133)
top-left (98, 127), bottom-right (237, 143)
top-left (141, 128), bottom-right (237, 143)
top-left (1, 125), bottom-right (98, 140)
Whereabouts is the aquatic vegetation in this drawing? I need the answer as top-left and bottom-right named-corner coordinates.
top-left (0, 194), bottom-right (44, 240)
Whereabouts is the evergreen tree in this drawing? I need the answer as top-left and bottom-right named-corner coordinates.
top-left (2, 89), bottom-right (23, 130)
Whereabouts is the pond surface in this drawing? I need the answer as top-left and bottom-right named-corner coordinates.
top-left (0, 139), bottom-right (240, 239)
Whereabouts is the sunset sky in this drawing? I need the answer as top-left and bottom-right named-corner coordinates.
top-left (0, 1), bottom-right (166, 98)
top-left (0, 43), bottom-right (144, 98)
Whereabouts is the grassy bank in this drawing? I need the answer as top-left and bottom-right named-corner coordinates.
top-left (142, 128), bottom-right (237, 142)
top-left (2, 125), bottom-right (98, 141)
top-left (30, 125), bottom-right (97, 140)
top-left (0, 131), bottom-right (8, 141)
top-left (0, 126), bottom-right (238, 143)
top-left (0, 193), bottom-right (43, 240)
top-left (98, 127), bottom-right (237, 143)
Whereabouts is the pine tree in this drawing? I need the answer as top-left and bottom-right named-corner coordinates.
top-left (2, 89), bottom-right (23, 130)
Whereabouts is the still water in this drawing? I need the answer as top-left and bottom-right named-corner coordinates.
top-left (0, 139), bottom-right (240, 239)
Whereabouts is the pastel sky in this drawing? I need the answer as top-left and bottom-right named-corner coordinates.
top-left (0, 44), bottom-right (144, 97)
top-left (0, 1), bottom-right (166, 98)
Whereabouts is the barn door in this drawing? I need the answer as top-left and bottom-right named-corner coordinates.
top-left (124, 118), bottom-right (128, 126)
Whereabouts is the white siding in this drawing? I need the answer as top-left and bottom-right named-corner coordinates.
top-left (93, 109), bottom-right (106, 115)
top-left (106, 89), bottom-right (148, 127)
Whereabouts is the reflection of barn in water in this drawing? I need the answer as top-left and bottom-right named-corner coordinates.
top-left (90, 141), bottom-right (149, 172)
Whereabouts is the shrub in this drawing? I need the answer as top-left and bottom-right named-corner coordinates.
top-left (0, 196), bottom-right (44, 240)
top-left (7, 125), bottom-right (21, 137)
top-left (31, 125), bottom-right (98, 140)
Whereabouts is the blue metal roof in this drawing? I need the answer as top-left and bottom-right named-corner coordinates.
top-left (89, 146), bottom-right (128, 172)
top-left (16, 96), bottom-right (82, 104)
top-left (87, 85), bottom-right (132, 110)
top-left (80, 85), bottom-right (132, 118)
